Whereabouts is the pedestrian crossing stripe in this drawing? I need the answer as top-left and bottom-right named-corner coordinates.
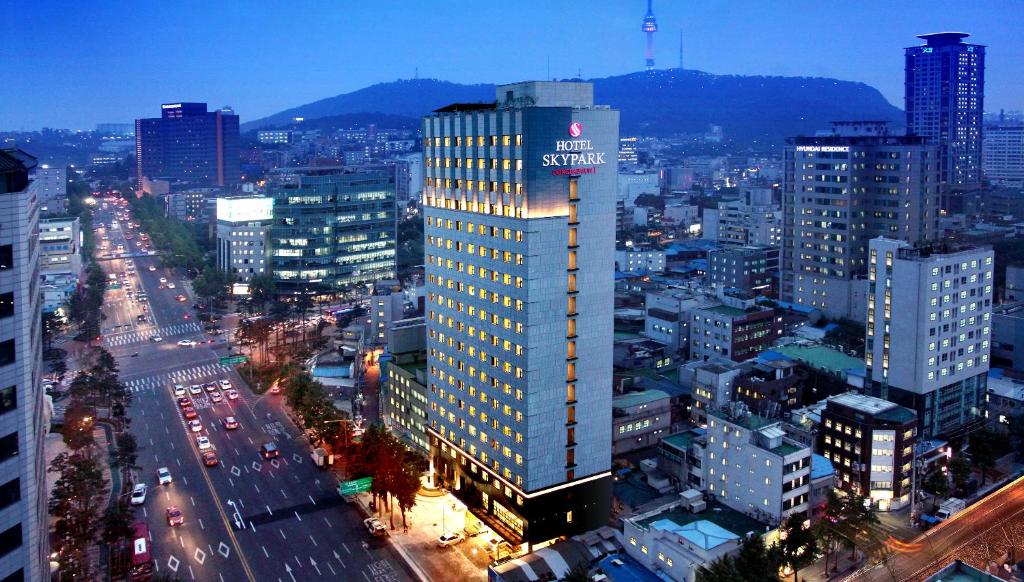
top-left (103, 322), bottom-right (203, 346)
top-left (123, 363), bottom-right (234, 392)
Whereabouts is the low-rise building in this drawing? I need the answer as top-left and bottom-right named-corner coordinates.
top-left (380, 317), bottom-right (429, 455)
top-left (644, 287), bottom-right (715, 354)
top-left (687, 361), bottom-right (743, 426)
top-left (818, 392), bottom-right (917, 511)
top-left (368, 280), bottom-right (405, 346)
top-left (39, 216), bottom-right (81, 279)
top-left (622, 499), bottom-right (766, 582)
top-left (707, 245), bottom-right (778, 296)
top-left (984, 373), bottom-right (1024, 434)
top-left (612, 390), bottom-right (672, 455)
top-left (616, 247), bottom-right (666, 274)
top-left (689, 293), bottom-right (782, 363)
top-left (733, 359), bottom-right (802, 419)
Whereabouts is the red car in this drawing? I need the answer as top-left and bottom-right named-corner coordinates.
top-left (201, 451), bottom-right (219, 467)
top-left (221, 416), bottom-right (239, 430)
top-left (182, 406), bottom-right (198, 420)
top-left (177, 396), bottom-right (191, 408)
top-left (166, 506), bottom-right (184, 527)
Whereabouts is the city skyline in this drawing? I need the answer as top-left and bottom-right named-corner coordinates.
top-left (2, 0), bottom-right (1023, 130)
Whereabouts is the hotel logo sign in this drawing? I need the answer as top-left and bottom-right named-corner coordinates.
top-left (544, 122), bottom-right (607, 175)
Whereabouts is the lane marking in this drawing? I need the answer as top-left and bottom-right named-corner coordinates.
top-left (279, 528), bottom-right (287, 540)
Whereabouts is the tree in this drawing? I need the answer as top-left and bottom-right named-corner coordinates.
top-left (248, 273), bottom-right (276, 314)
top-left (949, 457), bottom-right (971, 496)
top-left (774, 514), bottom-right (818, 582)
top-left (696, 553), bottom-right (742, 582)
top-left (922, 471), bottom-right (950, 510)
top-left (968, 430), bottom-right (999, 486)
top-left (733, 533), bottom-right (780, 582)
top-left (49, 452), bottom-right (107, 580)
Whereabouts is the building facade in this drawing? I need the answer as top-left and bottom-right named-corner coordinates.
top-left (906, 33), bottom-right (986, 187)
top-left (38, 217), bottom-right (81, 279)
top-left (707, 245), bottom-right (776, 296)
top-left (866, 238), bottom-right (993, 438)
top-left (215, 197), bottom-right (272, 288)
top-left (818, 393), bottom-right (917, 511)
top-left (268, 169), bottom-right (396, 294)
top-left (369, 280), bottom-right (405, 345)
top-left (983, 123), bottom-right (1024, 187)
top-left (782, 123), bottom-right (941, 319)
top-left (611, 390), bottom-right (672, 455)
top-left (381, 317), bottom-right (430, 455)
top-left (33, 165), bottom-right (66, 215)
top-left (615, 247), bottom-right (665, 274)
top-left (136, 102), bottom-right (241, 188)
top-left (0, 150), bottom-right (48, 581)
top-left (689, 296), bottom-right (782, 363)
top-left (422, 82), bottom-right (616, 544)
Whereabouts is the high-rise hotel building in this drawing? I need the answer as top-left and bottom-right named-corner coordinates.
top-left (422, 82), bottom-right (617, 544)
top-left (781, 122), bottom-right (940, 320)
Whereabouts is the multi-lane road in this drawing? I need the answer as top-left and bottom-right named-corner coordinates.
top-left (95, 204), bottom-right (414, 582)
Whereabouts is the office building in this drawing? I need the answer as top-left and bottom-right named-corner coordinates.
top-left (393, 154), bottom-right (424, 204)
top-left (906, 33), bottom-right (986, 187)
top-left (688, 361), bottom-right (742, 426)
top-left (983, 123), bottom-right (1024, 187)
top-left (38, 217), bottom-right (82, 279)
top-left (985, 375), bottom-right (1024, 434)
top-left (215, 197), bottom-right (272, 289)
top-left (705, 197), bottom-right (782, 248)
top-left (0, 149), bottom-right (48, 582)
top-left (33, 165), bottom-right (66, 215)
top-left (866, 238), bottom-right (993, 437)
top-left (991, 301), bottom-right (1024, 373)
top-left (618, 137), bottom-right (639, 165)
top-left (781, 122), bottom-right (941, 319)
top-left (644, 288), bottom-right (716, 354)
top-left (707, 245), bottom-right (776, 296)
top-left (694, 406), bottom-right (812, 525)
top-left (733, 359), bottom-right (802, 419)
top-left (422, 81), bottom-right (617, 544)
top-left (135, 102), bottom-right (241, 188)
top-left (818, 392), bottom-right (917, 511)
top-left (268, 169), bottom-right (396, 294)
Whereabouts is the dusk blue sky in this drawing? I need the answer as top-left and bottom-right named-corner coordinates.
top-left (2, 0), bottom-right (1022, 130)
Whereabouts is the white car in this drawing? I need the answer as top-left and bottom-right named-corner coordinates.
top-left (130, 483), bottom-right (148, 505)
top-left (218, 379), bottom-right (232, 390)
top-left (148, 265), bottom-right (157, 272)
top-left (157, 467), bottom-right (172, 485)
top-left (177, 340), bottom-right (197, 347)
top-left (159, 277), bottom-right (167, 284)
top-left (196, 436), bottom-right (211, 450)
top-left (188, 419), bottom-right (203, 433)
top-left (150, 335), bottom-right (163, 342)
top-left (173, 384), bottom-right (186, 397)
top-left (438, 531), bottom-right (465, 548)
top-left (166, 282), bottom-right (176, 289)
top-left (188, 384), bottom-right (203, 396)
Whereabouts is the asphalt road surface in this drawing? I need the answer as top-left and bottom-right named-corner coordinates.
top-left (846, 476), bottom-right (1024, 582)
top-left (95, 206), bottom-right (415, 582)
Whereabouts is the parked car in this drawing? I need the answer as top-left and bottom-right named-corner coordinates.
top-left (438, 532), bottom-right (465, 548)
top-left (364, 518), bottom-right (388, 537)
top-left (130, 483), bottom-right (148, 505)
top-left (157, 467), bottom-right (172, 485)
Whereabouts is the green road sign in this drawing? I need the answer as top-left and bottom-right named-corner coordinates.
top-left (107, 283), bottom-right (122, 290)
top-left (339, 476), bottom-right (372, 496)
top-left (219, 355), bottom-right (249, 365)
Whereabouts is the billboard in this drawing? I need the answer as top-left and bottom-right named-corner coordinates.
top-left (217, 197), bottom-right (273, 223)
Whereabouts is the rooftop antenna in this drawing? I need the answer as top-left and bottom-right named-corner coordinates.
top-left (414, 67), bottom-right (419, 80)
top-left (679, 29), bottom-right (684, 69)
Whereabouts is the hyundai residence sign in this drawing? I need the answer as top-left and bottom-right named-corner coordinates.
top-left (544, 122), bottom-right (607, 176)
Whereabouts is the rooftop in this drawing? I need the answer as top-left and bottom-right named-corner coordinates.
top-left (700, 304), bottom-right (748, 318)
top-left (773, 344), bottom-right (864, 377)
top-left (613, 389), bottom-right (671, 410)
top-left (648, 518), bottom-right (739, 551)
top-left (635, 499), bottom-right (767, 538)
top-left (597, 554), bottom-right (663, 582)
top-left (660, 429), bottom-right (702, 452)
top-left (811, 454), bottom-right (835, 480)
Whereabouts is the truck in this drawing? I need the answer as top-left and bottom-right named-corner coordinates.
top-left (310, 447), bottom-right (329, 468)
top-left (935, 497), bottom-right (966, 521)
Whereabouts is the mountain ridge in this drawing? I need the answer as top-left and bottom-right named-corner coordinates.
top-left (243, 69), bottom-right (903, 147)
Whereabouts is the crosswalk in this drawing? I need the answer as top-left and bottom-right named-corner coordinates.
top-left (104, 322), bottom-right (203, 346)
top-left (123, 362), bottom-right (235, 393)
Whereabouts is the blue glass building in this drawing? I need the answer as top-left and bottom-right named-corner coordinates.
top-left (135, 103), bottom-right (240, 188)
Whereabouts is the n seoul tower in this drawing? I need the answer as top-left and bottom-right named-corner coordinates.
top-left (642, 0), bottom-right (658, 70)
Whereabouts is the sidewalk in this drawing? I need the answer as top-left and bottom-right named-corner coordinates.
top-left (353, 490), bottom-right (489, 582)
top-left (794, 548), bottom-right (864, 581)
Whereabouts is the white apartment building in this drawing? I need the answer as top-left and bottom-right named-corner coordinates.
top-left (644, 287), bottom-right (716, 353)
top-left (369, 280), bottom-right (405, 345)
top-left (866, 238), bottom-right (993, 437)
top-left (33, 164), bottom-right (66, 215)
top-left (215, 197), bottom-right (271, 290)
top-left (0, 149), bottom-right (48, 581)
top-left (422, 81), bottom-right (617, 544)
top-left (694, 407), bottom-right (812, 525)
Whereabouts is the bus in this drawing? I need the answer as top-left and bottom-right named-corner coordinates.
top-left (128, 522), bottom-right (153, 581)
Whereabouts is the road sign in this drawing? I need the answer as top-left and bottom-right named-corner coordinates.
top-left (338, 476), bottom-right (372, 496)
top-left (219, 355), bottom-right (248, 365)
